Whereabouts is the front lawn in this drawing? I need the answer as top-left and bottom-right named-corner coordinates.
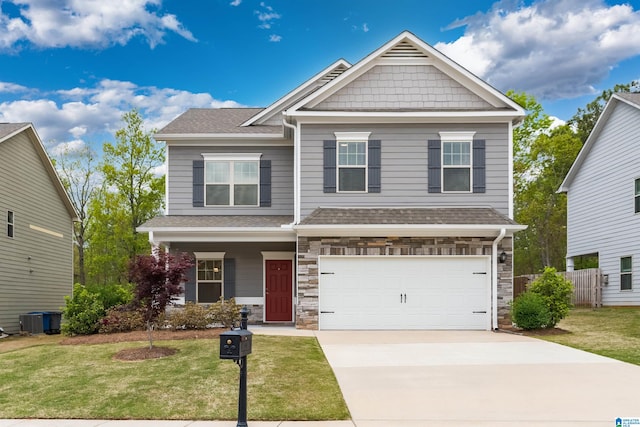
top-left (530, 307), bottom-right (640, 365)
top-left (0, 334), bottom-right (349, 420)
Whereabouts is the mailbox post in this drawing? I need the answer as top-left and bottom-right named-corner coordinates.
top-left (219, 306), bottom-right (252, 427)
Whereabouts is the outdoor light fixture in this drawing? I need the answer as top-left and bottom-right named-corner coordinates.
top-left (499, 251), bottom-right (507, 263)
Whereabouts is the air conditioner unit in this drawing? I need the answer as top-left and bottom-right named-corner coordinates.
top-left (19, 314), bottom-right (44, 334)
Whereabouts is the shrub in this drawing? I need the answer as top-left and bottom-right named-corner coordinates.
top-left (529, 267), bottom-right (573, 328)
top-left (166, 302), bottom-right (210, 330)
top-left (208, 297), bottom-right (242, 328)
top-left (98, 305), bottom-right (145, 333)
top-left (511, 291), bottom-right (551, 330)
top-left (61, 284), bottom-right (105, 335)
top-left (87, 283), bottom-right (134, 309)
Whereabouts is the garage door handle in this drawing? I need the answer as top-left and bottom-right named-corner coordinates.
top-left (320, 272), bottom-right (335, 275)
top-left (400, 293), bottom-right (406, 303)
top-left (473, 311), bottom-right (487, 314)
top-left (320, 311), bottom-right (335, 314)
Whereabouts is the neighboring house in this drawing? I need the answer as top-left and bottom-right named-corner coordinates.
top-left (0, 123), bottom-right (78, 333)
top-left (139, 31), bottom-right (526, 330)
top-left (559, 93), bottom-right (640, 306)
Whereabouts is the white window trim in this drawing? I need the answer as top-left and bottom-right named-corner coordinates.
top-left (439, 131), bottom-right (476, 194)
top-left (335, 132), bottom-right (370, 193)
top-left (201, 153), bottom-right (262, 207)
top-left (195, 252), bottom-right (226, 303)
top-left (620, 255), bottom-right (633, 291)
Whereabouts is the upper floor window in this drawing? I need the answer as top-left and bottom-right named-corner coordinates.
top-left (335, 132), bottom-right (370, 193)
top-left (203, 154), bottom-right (260, 206)
top-left (621, 256), bottom-right (632, 291)
top-left (635, 178), bottom-right (640, 214)
top-left (442, 141), bottom-right (471, 192)
top-left (428, 132), bottom-right (484, 194)
top-left (7, 211), bottom-right (14, 238)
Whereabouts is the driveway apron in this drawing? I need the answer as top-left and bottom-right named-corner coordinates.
top-left (315, 330), bottom-right (640, 427)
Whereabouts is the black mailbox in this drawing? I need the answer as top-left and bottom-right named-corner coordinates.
top-left (220, 329), bottom-right (253, 360)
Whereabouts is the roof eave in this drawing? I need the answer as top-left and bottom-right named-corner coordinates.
top-left (139, 227), bottom-right (297, 243)
top-left (293, 223), bottom-right (527, 237)
top-left (154, 132), bottom-right (285, 141)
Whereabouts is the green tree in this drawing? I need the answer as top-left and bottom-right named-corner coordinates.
top-left (569, 80), bottom-right (639, 143)
top-left (101, 109), bottom-right (164, 260)
top-left (54, 146), bottom-right (99, 285)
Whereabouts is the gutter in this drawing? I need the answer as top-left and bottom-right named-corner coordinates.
top-left (492, 228), bottom-right (507, 331)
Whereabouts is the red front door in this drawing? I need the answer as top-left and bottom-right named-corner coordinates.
top-left (265, 260), bottom-right (293, 322)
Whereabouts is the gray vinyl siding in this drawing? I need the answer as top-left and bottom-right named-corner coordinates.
top-left (171, 242), bottom-right (295, 299)
top-left (566, 101), bottom-right (640, 305)
top-left (167, 145), bottom-right (294, 215)
top-left (0, 132), bottom-right (74, 333)
top-left (299, 123), bottom-right (510, 219)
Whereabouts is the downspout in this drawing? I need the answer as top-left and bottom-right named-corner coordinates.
top-left (492, 228), bottom-right (507, 331)
top-left (282, 113), bottom-right (298, 224)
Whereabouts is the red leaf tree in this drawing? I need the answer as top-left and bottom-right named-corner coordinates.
top-left (128, 249), bottom-right (193, 348)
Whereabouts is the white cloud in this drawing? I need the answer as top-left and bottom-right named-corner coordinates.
top-left (269, 34), bottom-right (282, 42)
top-left (0, 0), bottom-right (196, 50)
top-left (363, 23), bottom-right (369, 33)
top-left (255, 2), bottom-right (280, 30)
top-left (0, 81), bottom-right (28, 92)
top-left (0, 79), bottom-right (245, 146)
top-left (229, 0), bottom-right (242, 6)
top-left (49, 139), bottom-right (87, 156)
top-left (435, 0), bottom-right (640, 100)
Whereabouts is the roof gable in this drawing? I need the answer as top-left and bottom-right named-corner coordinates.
top-left (0, 123), bottom-right (78, 220)
top-left (559, 93), bottom-right (640, 192)
top-left (286, 31), bottom-right (524, 119)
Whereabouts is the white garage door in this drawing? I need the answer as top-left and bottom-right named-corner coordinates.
top-left (318, 256), bottom-right (490, 330)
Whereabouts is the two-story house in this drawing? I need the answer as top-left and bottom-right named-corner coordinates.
top-left (559, 93), bottom-right (640, 306)
top-left (0, 123), bottom-right (78, 333)
top-left (139, 31), bottom-right (526, 330)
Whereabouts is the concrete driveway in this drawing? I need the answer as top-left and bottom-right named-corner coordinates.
top-left (315, 330), bottom-right (640, 427)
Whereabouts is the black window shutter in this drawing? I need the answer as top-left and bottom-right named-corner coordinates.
top-left (427, 140), bottom-right (441, 193)
top-left (260, 159), bottom-right (272, 207)
top-left (224, 258), bottom-right (236, 299)
top-left (368, 140), bottom-right (381, 193)
top-left (323, 140), bottom-right (337, 193)
top-left (185, 264), bottom-right (196, 303)
top-left (193, 160), bottom-right (204, 207)
top-left (473, 139), bottom-right (486, 193)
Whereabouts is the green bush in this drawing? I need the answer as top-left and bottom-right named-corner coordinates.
top-left (87, 283), bottom-right (134, 309)
top-left (511, 291), bottom-right (551, 330)
top-left (529, 267), bottom-right (573, 328)
top-left (165, 302), bottom-right (210, 330)
top-left (61, 284), bottom-right (105, 335)
top-left (98, 305), bottom-right (145, 333)
top-left (208, 297), bottom-right (242, 328)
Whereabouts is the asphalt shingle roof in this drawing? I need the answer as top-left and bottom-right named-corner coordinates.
top-left (0, 123), bottom-right (29, 140)
top-left (616, 92), bottom-right (640, 107)
top-left (155, 108), bottom-right (281, 135)
top-left (139, 215), bottom-right (294, 229)
top-left (298, 207), bottom-right (519, 226)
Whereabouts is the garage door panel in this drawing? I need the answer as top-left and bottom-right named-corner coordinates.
top-left (319, 256), bottom-right (490, 330)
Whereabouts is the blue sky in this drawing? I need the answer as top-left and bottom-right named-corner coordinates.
top-left (1, 0), bottom-right (639, 155)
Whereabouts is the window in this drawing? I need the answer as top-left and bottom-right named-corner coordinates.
top-left (196, 252), bottom-right (225, 303)
top-left (203, 154), bottom-right (260, 206)
top-left (635, 178), bottom-right (640, 214)
top-left (7, 211), bottom-right (14, 238)
top-left (338, 141), bottom-right (367, 192)
top-left (621, 256), bottom-right (632, 291)
top-left (442, 141), bottom-right (471, 192)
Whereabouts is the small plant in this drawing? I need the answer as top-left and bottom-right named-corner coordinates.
top-left (208, 297), bottom-right (242, 328)
top-left (529, 267), bottom-right (573, 328)
top-left (61, 284), bottom-right (105, 335)
top-left (98, 305), bottom-right (145, 333)
top-left (511, 291), bottom-right (551, 330)
top-left (166, 302), bottom-right (210, 330)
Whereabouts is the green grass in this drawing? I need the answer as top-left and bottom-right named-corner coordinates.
top-left (532, 307), bottom-right (640, 365)
top-left (0, 335), bottom-right (349, 421)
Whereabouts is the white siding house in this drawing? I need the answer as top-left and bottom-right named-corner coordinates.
top-left (559, 93), bottom-right (640, 305)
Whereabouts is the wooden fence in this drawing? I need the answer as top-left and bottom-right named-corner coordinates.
top-left (514, 268), bottom-right (602, 308)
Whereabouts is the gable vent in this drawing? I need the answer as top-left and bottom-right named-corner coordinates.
top-left (382, 41), bottom-right (428, 58)
top-left (319, 65), bottom-right (349, 85)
